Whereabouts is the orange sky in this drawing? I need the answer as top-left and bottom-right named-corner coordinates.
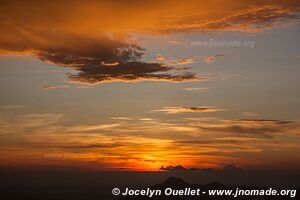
top-left (0, 0), bottom-right (300, 171)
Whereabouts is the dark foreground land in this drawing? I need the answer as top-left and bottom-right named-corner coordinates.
top-left (1, 168), bottom-right (299, 200)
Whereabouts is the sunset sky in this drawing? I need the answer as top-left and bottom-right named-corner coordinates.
top-left (1, 0), bottom-right (300, 171)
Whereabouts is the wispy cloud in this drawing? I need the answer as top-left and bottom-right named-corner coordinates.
top-left (1, 105), bottom-right (24, 109)
top-left (193, 118), bottom-right (298, 138)
top-left (243, 112), bottom-right (260, 117)
top-left (65, 124), bottom-right (121, 132)
top-left (158, 4), bottom-right (300, 33)
top-left (110, 117), bottom-right (133, 121)
top-left (1, 113), bottom-right (300, 170)
top-left (154, 106), bottom-right (224, 114)
top-left (156, 54), bottom-right (165, 61)
top-left (43, 85), bottom-right (69, 90)
top-left (204, 54), bottom-right (224, 64)
top-left (176, 58), bottom-right (194, 65)
top-left (183, 87), bottom-right (209, 92)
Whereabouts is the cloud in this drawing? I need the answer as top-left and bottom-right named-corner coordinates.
top-left (168, 40), bottom-right (185, 45)
top-left (65, 124), bottom-right (121, 132)
top-left (174, 137), bottom-right (279, 146)
top-left (0, 25), bottom-right (144, 66)
top-left (67, 62), bottom-right (204, 84)
top-left (158, 4), bottom-right (300, 33)
top-left (204, 56), bottom-right (216, 64)
top-left (43, 85), bottom-right (69, 90)
top-left (100, 61), bottom-right (120, 66)
top-left (154, 106), bottom-right (224, 114)
top-left (139, 118), bottom-right (154, 121)
top-left (110, 117), bottom-right (133, 121)
top-left (160, 165), bottom-right (236, 171)
top-left (160, 165), bottom-right (187, 171)
top-left (77, 85), bottom-right (94, 89)
top-left (0, 105), bottom-right (24, 109)
top-left (197, 5), bottom-right (300, 32)
top-left (3, 114), bottom-right (67, 131)
top-left (243, 112), bottom-right (260, 117)
top-left (1, 113), bottom-right (300, 170)
top-left (176, 58), bottom-right (194, 65)
top-left (225, 119), bottom-right (293, 125)
top-left (0, 25), bottom-right (204, 84)
top-left (195, 118), bottom-right (297, 138)
top-left (0, 2), bottom-right (299, 36)
top-left (44, 143), bottom-right (119, 149)
top-left (1, 2), bottom-right (298, 87)
top-left (204, 54), bottom-right (224, 64)
top-left (163, 54), bottom-right (223, 66)
top-left (156, 54), bottom-right (165, 61)
top-left (184, 87), bottom-right (208, 92)
top-left (162, 57), bottom-right (196, 67)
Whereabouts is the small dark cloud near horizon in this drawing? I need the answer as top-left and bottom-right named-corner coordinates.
top-left (160, 164), bottom-right (241, 171)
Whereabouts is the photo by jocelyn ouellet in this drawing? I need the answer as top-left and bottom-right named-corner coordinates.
top-left (0, 1), bottom-right (300, 199)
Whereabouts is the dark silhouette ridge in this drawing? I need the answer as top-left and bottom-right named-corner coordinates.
top-left (153, 177), bottom-right (190, 189)
top-left (222, 164), bottom-right (241, 171)
top-left (1, 169), bottom-right (299, 200)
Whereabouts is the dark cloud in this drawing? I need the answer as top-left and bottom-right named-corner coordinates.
top-left (0, 25), bottom-right (201, 84)
top-left (197, 119), bottom-right (297, 138)
top-left (0, 24), bottom-right (144, 65)
top-left (160, 165), bottom-right (187, 171)
top-left (160, 165), bottom-right (211, 171)
top-left (36, 40), bottom-right (144, 68)
top-left (203, 126), bottom-right (281, 138)
top-left (68, 62), bottom-right (202, 84)
top-left (154, 106), bottom-right (224, 114)
top-left (160, 164), bottom-right (242, 171)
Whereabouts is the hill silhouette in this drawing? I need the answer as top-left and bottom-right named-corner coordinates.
top-left (1, 169), bottom-right (299, 200)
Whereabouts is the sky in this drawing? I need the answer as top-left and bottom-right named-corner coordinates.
top-left (0, 0), bottom-right (300, 171)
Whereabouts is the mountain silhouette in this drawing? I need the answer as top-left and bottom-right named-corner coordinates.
top-left (222, 164), bottom-right (241, 172)
top-left (1, 169), bottom-right (299, 200)
top-left (152, 177), bottom-right (190, 189)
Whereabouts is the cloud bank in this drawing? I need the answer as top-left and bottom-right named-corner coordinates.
top-left (0, 1), bottom-right (299, 85)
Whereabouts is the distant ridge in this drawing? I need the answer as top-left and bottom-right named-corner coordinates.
top-left (222, 164), bottom-right (241, 171)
